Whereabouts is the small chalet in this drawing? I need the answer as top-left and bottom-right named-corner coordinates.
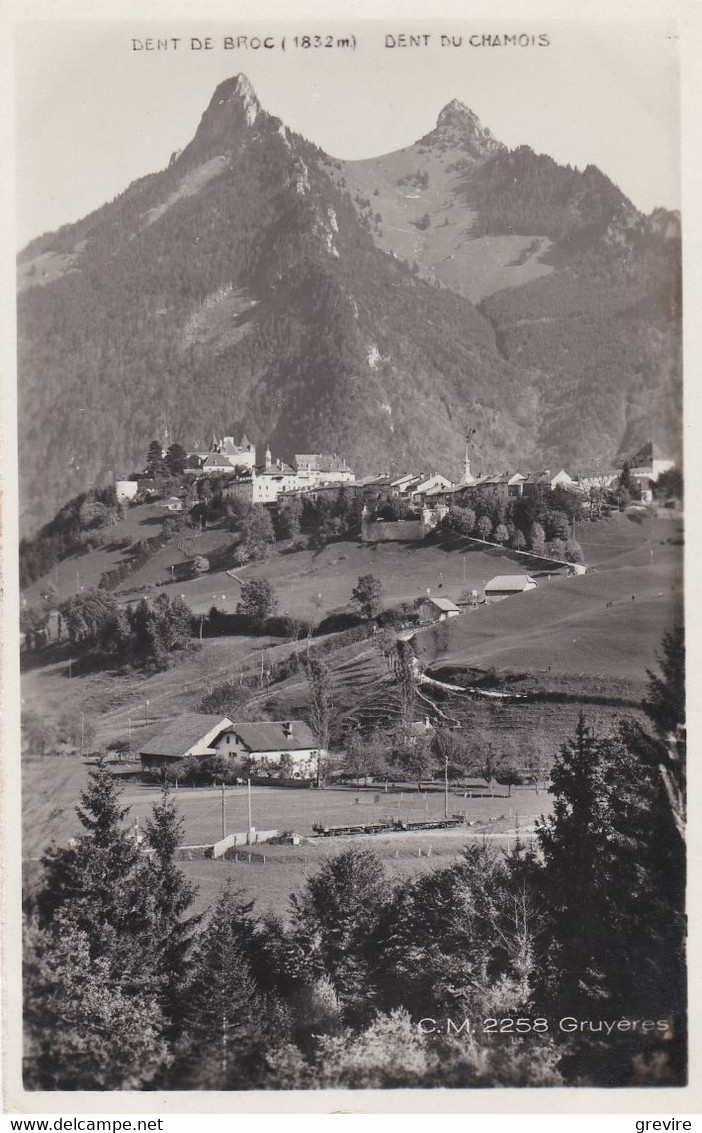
top-left (417, 596), bottom-right (462, 625)
top-left (484, 575), bottom-right (537, 604)
top-left (140, 714), bottom-right (234, 771)
top-left (214, 720), bottom-right (321, 781)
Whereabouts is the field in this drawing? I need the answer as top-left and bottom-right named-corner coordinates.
top-left (23, 770), bottom-right (551, 917)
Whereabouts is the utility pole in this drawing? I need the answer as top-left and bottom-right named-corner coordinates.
top-left (247, 777), bottom-right (253, 835)
top-left (80, 712), bottom-right (85, 756)
top-left (145, 699), bottom-right (150, 725)
top-left (221, 780), bottom-right (226, 840)
top-left (128, 716), bottom-right (132, 742)
top-left (444, 751), bottom-right (449, 820)
top-left (199, 615), bottom-right (204, 643)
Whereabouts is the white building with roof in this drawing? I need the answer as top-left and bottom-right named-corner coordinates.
top-left (185, 434), bottom-right (256, 475)
top-left (626, 442), bottom-right (675, 503)
top-left (223, 447), bottom-right (356, 505)
top-left (139, 714), bottom-right (322, 781)
top-left (214, 720), bottom-right (322, 780)
top-left (293, 453), bottom-right (355, 488)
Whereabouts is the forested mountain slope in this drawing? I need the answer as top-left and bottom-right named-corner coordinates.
top-left (17, 75), bottom-right (680, 534)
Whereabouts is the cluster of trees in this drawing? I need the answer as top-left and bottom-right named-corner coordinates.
top-left (144, 440), bottom-right (188, 480)
top-left (467, 147), bottom-right (630, 243)
top-left (441, 487), bottom-right (584, 562)
top-left (19, 487), bottom-right (123, 588)
top-left (23, 625), bottom-right (685, 1089)
top-left (186, 487), bottom-right (364, 562)
top-left (59, 589), bottom-right (194, 671)
top-left (341, 723), bottom-right (538, 789)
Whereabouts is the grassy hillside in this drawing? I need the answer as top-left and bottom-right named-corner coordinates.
top-left (413, 516), bottom-right (682, 696)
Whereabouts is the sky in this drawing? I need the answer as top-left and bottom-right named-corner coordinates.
top-left (14, 19), bottom-right (680, 249)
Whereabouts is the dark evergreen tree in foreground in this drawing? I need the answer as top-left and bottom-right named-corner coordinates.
top-left (26, 764), bottom-right (170, 1088)
top-left (144, 789), bottom-right (201, 1039)
top-left (35, 762), bottom-right (155, 986)
top-left (537, 624), bottom-right (686, 1085)
top-left (24, 911), bottom-right (171, 1090)
top-left (175, 884), bottom-right (265, 1089)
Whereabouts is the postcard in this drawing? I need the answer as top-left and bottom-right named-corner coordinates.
top-left (2, 2), bottom-right (698, 1117)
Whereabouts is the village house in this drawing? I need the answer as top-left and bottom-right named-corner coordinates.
top-left (390, 473), bottom-right (423, 497)
top-left (223, 448), bottom-right (356, 506)
top-left (417, 596), bottom-right (462, 625)
top-left (293, 453), bottom-right (355, 488)
top-left (484, 574), bottom-right (537, 603)
top-left (185, 434), bottom-right (256, 475)
top-left (625, 441), bottom-right (675, 503)
top-left (522, 469), bottom-right (575, 495)
top-left (213, 720), bottom-right (321, 781)
top-left (410, 473), bottom-right (454, 503)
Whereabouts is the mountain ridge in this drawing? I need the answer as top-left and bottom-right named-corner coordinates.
top-left (16, 73), bottom-right (681, 535)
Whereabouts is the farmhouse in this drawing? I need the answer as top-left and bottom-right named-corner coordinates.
top-left (214, 720), bottom-right (321, 781)
top-left (484, 574), bottom-right (537, 603)
top-left (417, 596), bottom-right (462, 625)
top-left (140, 713), bottom-right (234, 771)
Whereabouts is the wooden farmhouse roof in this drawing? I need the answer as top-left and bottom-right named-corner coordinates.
top-left (140, 714), bottom-right (233, 758)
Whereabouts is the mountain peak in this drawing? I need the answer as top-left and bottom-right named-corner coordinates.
top-left (211, 73), bottom-right (261, 126)
top-left (437, 99), bottom-right (480, 128)
top-left (421, 99), bottom-right (504, 160)
top-left (179, 73), bottom-right (264, 164)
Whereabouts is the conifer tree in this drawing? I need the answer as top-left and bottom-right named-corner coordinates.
top-left (537, 714), bottom-right (613, 1009)
top-left (36, 762), bottom-right (156, 991)
top-left (177, 883), bottom-right (263, 1089)
top-left (290, 848), bottom-right (390, 1024)
top-left (24, 910), bottom-right (170, 1091)
top-left (143, 788), bottom-right (200, 1035)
